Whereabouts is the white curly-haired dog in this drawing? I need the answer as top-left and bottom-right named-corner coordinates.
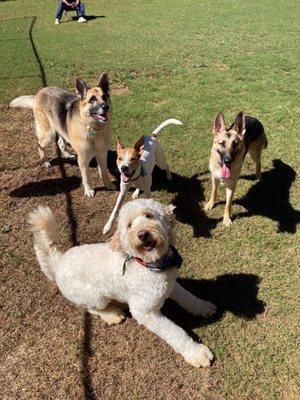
top-left (29, 198), bottom-right (216, 367)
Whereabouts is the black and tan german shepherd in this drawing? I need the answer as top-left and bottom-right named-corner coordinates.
top-left (10, 73), bottom-right (115, 197)
top-left (204, 111), bottom-right (268, 226)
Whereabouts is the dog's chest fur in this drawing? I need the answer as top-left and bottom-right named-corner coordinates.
top-left (124, 262), bottom-right (178, 309)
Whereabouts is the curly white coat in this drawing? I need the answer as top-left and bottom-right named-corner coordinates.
top-left (29, 199), bottom-right (216, 367)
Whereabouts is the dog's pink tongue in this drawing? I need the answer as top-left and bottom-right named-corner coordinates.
top-left (121, 173), bottom-right (130, 183)
top-left (221, 164), bottom-right (231, 179)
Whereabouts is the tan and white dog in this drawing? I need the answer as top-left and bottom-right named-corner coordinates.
top-left (10, 73), bottom-right (115, 197)
top-left (103, 119), bottom-right (183, 235)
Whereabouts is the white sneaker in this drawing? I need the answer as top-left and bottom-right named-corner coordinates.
top-left (78, 17), bottom-right (87, 23)
top-left (55, 19), bottom-right (60, 25)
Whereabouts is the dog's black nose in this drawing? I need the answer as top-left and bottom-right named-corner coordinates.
top-left (121, 165), bottom-right (128, 172)
top-left (224, 155), bottom-right (233, 165)
top-left (138, 230), bottom-right (151, 242)
top-left (102, 104), bottom-right (109, 112)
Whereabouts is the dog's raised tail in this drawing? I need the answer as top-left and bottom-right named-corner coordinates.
top-left (28, 206), bottom-right (62, 281)
top-left (9, 95), bottom-right (35, 109)
top-left (152, 118), bottom-right (183, 138)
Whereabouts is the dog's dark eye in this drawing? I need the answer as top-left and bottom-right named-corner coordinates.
top-left (233, 140), bottom-right (239, 146)
top-left (128, 222), bottom-right (132, 228)
top-left (118, 157), bottom-right (123, 161)
top-left (89, 95), bottom-right (97, 103)
top-left (130, 157), bottom-right (136, 161)
top-left (219, 141), bottom-right (226, 147)
top-left (145, 213), bottom-right (153, 219)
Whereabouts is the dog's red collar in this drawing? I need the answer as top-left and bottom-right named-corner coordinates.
top-left (133, 257), bottom-right (148, 267)
top-left (122, 246), bottom-right (182, 276)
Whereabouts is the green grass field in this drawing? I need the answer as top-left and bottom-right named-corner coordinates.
top-left (0, 1), bottom-right (299, 399)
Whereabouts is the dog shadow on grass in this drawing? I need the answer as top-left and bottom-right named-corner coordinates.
top-left (8, 152), bottom-right (119, 198)
top-left (162, 273), bottom-right (265, 339)
top-left (237, 159), bottom-right (300, 234)
top-left (152, 167), bottom-right (221, 238)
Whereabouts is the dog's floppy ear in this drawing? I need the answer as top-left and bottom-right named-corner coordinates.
top-left (109, 229), bottom-right (124, 253)
top-left (117, 136), bottom-right (125, 151)
top-left (133, 135), bottom-right (145, 153)
top-left (98, 72), bottom-right (110, 97)
top-left (76, 78), bottom-right (88, 100)
top-left (234, 112), bottom-right (246, 136)
top-left (213, 112), bottom-right (225, 135)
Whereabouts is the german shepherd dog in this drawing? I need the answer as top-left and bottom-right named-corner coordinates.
top-left (204, 111), bottom-right (268, 226)
top-left (10, 73), bottom-right (115, 197)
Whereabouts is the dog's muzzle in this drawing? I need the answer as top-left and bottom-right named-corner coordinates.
top-left (137, 230), bottom-right (157, 251)
top-left (92, 104), bottom-right (109, 123)
top-left (120, 165), bottom-right (135, 183)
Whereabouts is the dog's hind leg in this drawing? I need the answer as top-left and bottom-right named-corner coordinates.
top-left (57, 136), bottom-right (75, 159)
top-left (155, 144), bottom-right (172, 180)
top-left (170, 282), bottom-right (216, 318)
top-left (34, 112), bottom-right (55, 167)
top-left (249, 140), bottom-right (263, 180)
top-left (89, 305), bottom-right (125, 325)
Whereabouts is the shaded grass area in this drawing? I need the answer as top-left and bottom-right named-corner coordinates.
top-left (0, 1), bottom-right (300, 399)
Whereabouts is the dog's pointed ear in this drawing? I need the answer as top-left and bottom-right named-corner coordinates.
top-left (165, 204), bottom-right (176, 232)
top-left (117, 136), bottom-right (125, 151)
top-left (234, 112), bottom-right (246, 136)
top-left (98, 72), bottom-right (110, 97)
top-left (213, 112), bottom-right (225, 135)
top-left (76, 78), bottom-right (89, 100)
top-left (166, 204), bottom-right (176, 215)
top-left (109, 228), bottom-right (123, 253)
top-left (133, 135), bottom-right (145, 153)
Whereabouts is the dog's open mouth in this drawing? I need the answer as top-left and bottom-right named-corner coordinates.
top-left (142, 239), bottom-right (157, 252)
top-left (93, 113), bottom-right (108, 122)
top-left (121, 171), bottom-right (134, 183)
top-left (221, 163), bottom-right (231, 179)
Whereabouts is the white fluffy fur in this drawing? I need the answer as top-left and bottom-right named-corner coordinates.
top-left (9, 95), bottom-right (35, 109)
top-left (29, 199), bottom-right (216, 367)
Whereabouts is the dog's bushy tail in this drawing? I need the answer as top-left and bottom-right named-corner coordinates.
top-left (152, 118), bottom-right (183, 138)
top-left (9, 95), bottom-right (35, 109)
top-left (28, 206), bottom-right (62, 281)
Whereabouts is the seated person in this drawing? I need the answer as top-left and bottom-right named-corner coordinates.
top-left (55, 0), bottom-right (87, 24)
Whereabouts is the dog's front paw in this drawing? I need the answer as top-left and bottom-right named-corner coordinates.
top-left (42, 158), bottom-right (51, 168)
top-left (131, 189), bottom-right (140, 200)
top-left (185, 344), bottom-right (214, 368)
top-left (85, 188), bottom-right (95, 198)
top-left (105, 181), bottom-right (116, 191)
top-left (223, 216), bottom-right (232, 226)
top-left (67, 154), bottom-right (77, 160)
top-left (196, 300), bottom-right (217, 318)
top-left (204, 200), bottom-right (214, 212)
top-left (103, 222), bottom-right (111, 235)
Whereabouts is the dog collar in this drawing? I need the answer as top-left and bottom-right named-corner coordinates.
top-left (130, 166), bottom-right (147, 182)
top-left (122, 245), bottom-right (182, 276)
top-left (89, 129), bottom-right (97, 138)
